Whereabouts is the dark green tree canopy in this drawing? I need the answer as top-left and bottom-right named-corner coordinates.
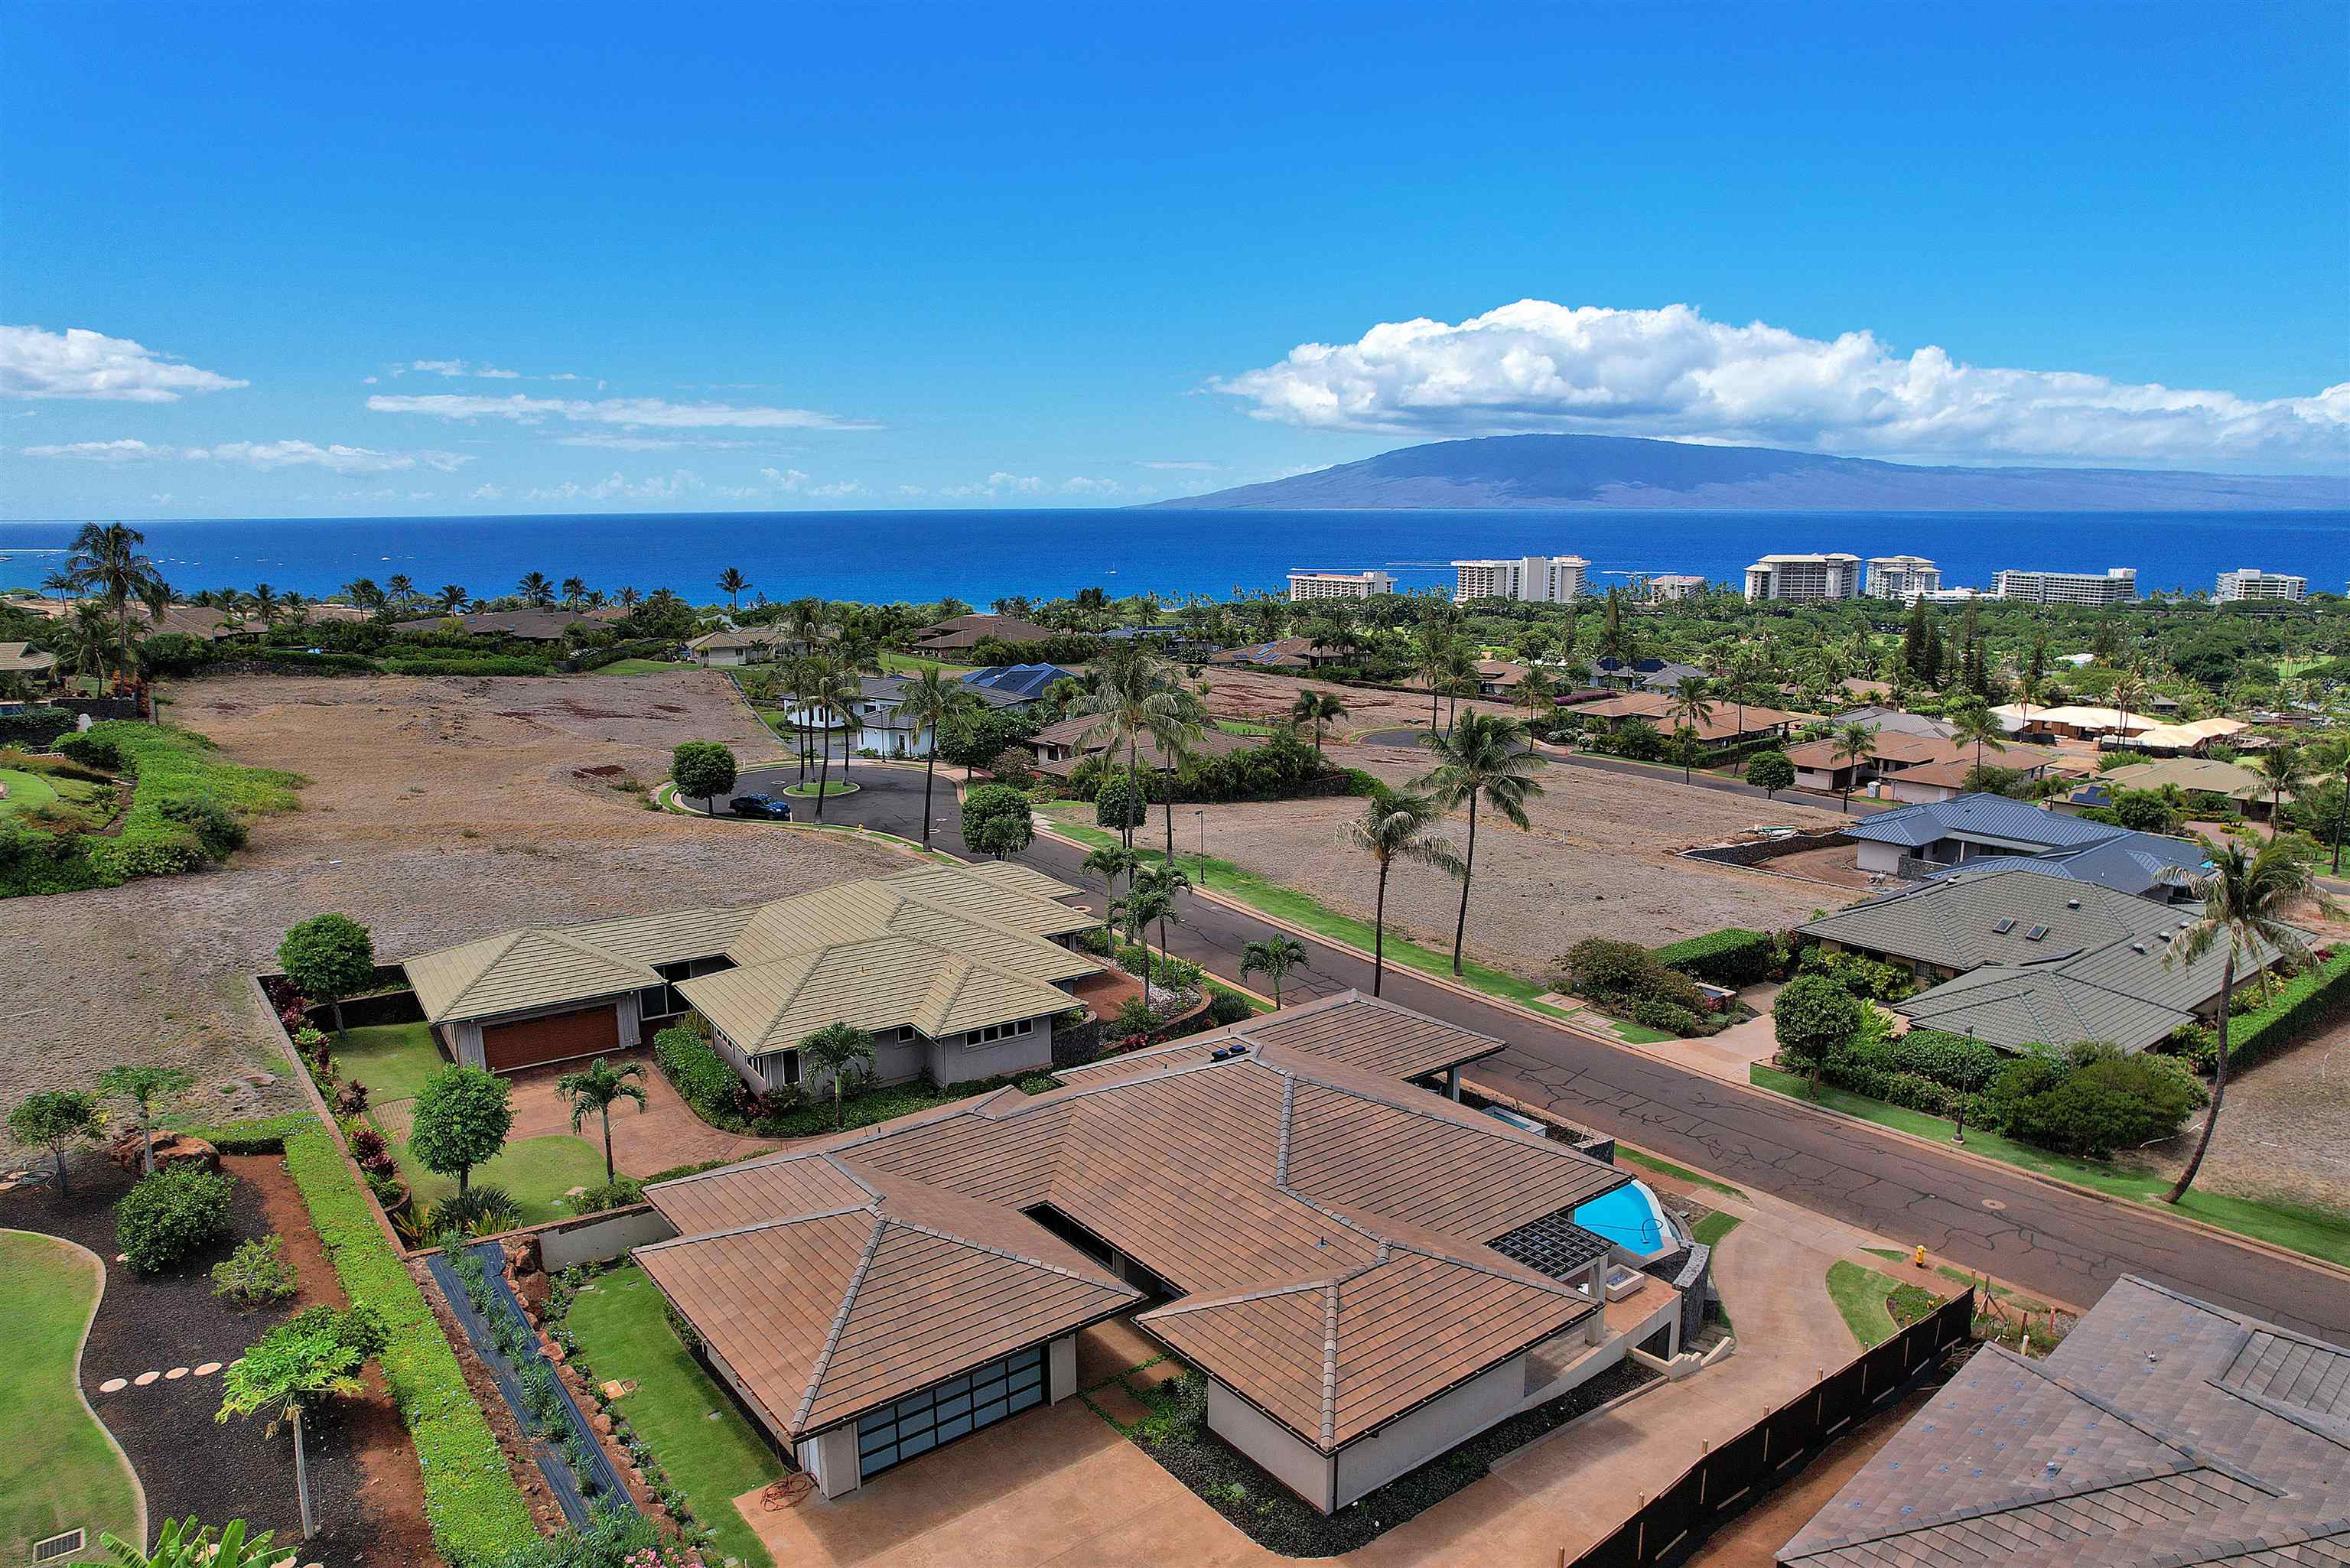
top-left (278, 913), bottom-right (375, 1003)
top-left (407, 1066), bottom-right (513, 1192)
top-left (671, 740), bottom-right (738, 807)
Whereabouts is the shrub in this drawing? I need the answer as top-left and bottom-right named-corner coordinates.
top-left (1992, 1043), bottom-right (2204, 1158)
top-left (2169, 948), bottom-right (2350, 1072)
top-left (278, 913), bottom-right (376, 1031)
top-left (116, 1166), bottom-right (236, 1272)
top-left (1652, 928), bottom-right (1776, 987)
top-left (1887, 1028), bottom-right (2007, 1094)
top-left (567, 1176), bottom-right (646, 1215)
top-left (962, 781), bottom-right (1034, 857)
top-left (54, 731), bottom-right (125, 772)
top-left (136, 631), bottom-right (216, 677)
top-left (1798, 945), bottom-right (1920, 1003)
top-left (668, 740), bottom-right (737, 810)
top-left (1114, 996), bottom-right (1162, 1037)
top-left (986, 746), bottom-right (1034, 786)
top-left (434, 1184), bottom-right (521, 1238)
top-left (1774, 973), bottom-right (1866, 1088)
top-left (212, 1235), bottom-right (298, 1306)
top-left (1630, 998), bottom-right (1703, 1036)
top-left (1205, 990), bottom-right (1255, 1026)
top-left (336, 1078), bottom-right (370, 1115)
top-left (158, 794), bottom-right (247, 855)
top-left (283, 1127), bottom-right (538, 1565)
top-left (1744, 750), bottom-right (1795, 795)
top-left (1562, 938), bottom-right (1656, 1000)
top-left (0, 708), bottom-right (76, 749)
top-left (653, 1024), bottom-right (744, 1126)
top-left (85, 830), bottom-right (208, 881)
top-left (379, 655), bottom-right (554, 677)
top-left (407, 1067), bottom-right (513, 1194)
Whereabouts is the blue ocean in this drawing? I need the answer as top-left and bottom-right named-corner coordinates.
top-left (0, 509), bottom-right (2343, 606)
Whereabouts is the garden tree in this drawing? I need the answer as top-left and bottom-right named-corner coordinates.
top-left (2026, 627), bottom-right (2050, 687)
top-left (277, 914), bottom-right (376, 1035)
top-left (1773, 974), bottom-right (1863, 1098)
top-left (1414, 711), bottom-right (1544, 978)
top-left (1665, 675), bottom-right (1715, 783)
top-left (2252, 743), bottom-right (2311, 837)
top-left (897, 663), bottom-right (969, 847)
top-left (102, 1518), bottom-right (280, 1568)
top-left (2161, 843), bottom-right (2327, 1205)
top-left (801, 1021), bottom-right (877, 1130)
top-left (959, 782), bottom-right (1033, 858)
top-left (1900, 598), bottom-right (1932, 685)
top-left (1595, 587), bottom-right (1636, 665)
top-left (69, 520), bottom-right (171, 677)
top-left (1343, 786), bottom-right (1465, 997)
top-left (1290, 689), bottom-right (1347, 753)
top-left (555, 1056), bottom-right (648, 1184)
top-left (669, 740), bottom-right (738, 816)
top-left (1990, 1044), bottom-right (2205, 1159)
top-left (1240, 935), bottom-right (1308, 1007)
top-left (1746, 749), bottom-right (1795, 799)
top-left (98, 1064), bottom-right (195, 1175)
top-left (7, 1089), bottom-right (104, 1198)
top-left (406, 1066), bottom-right (513, 1195)
top-left (717, 566), bottom-right (750, 613)
top-left (1092, 767), bottom-right (1147, 840)
top-left (1131, 858), bottom-right (1191, 973)
top-left (216, 1305), bottom-right (386, 1540)
top-left (1831, 721), bottom-right (1880, 812)
top-left (1948, 701), bottom-right (2008, 773)
top-left (1068, 645), bottom-right (1195, 851)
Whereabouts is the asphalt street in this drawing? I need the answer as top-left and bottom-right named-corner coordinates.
top-left (738, 762), bottom-right (2350, 1343)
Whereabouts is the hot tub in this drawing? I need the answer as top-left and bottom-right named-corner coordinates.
top-left (1572, 1178), bottom-right (1685, 1265)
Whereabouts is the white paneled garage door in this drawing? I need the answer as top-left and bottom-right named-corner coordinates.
top-left (855, 1344), bottom-right (1046, 1480)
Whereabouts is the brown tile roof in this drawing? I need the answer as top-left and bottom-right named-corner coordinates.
top-left (392, 608), bottom-right (590, 640)
top-left (643, 992), bottom-right (1623, 1449)
top-left (1779, 1275), bottom-right (2350, 1566)
top-left (908, 613), bottom-right (1057, 651)
top-left (1572, 691), bottom-right (1817, 743)
top-left (1028, 715), bottom-right (1265, 777)
top-left (1785, 732), bottom-right (2055, 774)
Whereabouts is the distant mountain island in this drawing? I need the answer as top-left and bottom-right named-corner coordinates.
top-left (1143, 434), bottom-right (2349, 511)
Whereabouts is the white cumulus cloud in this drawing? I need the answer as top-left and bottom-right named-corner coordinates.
top-left (21, 436), bottom-right (470, 473)
top-left (1212, 300), bottom-right (2350, 467)
top-left (1136, 460), bottom-right (1219, 471)
top-left (405, 359), bottom-right (522, 379)
top-left (368, 392), bottom-right (878, 431)
top-left (20, 438), bottom-right (171, 463)
top-left (1, 325), bottom-right (248, 402)
top-left (470, 483), bottom-right (505, 501)
top-left (525, 469), bottom-right (706, 503)
top-left (1061, 477), bottom-right (1120, 494)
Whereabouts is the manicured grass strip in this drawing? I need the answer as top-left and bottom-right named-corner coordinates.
top-left (0, 1231), bottom-right (139, 1566)
top-left (563, 1266), bottom-right (781, 1568)
top-left (1214, 719), bottom-right (1280, 737)
top-left (1689, 1211), bottom-right (1743, 1249)
top-left (0, 766), bottom-right (63, 815)
top-left (1616, 1147), bottom-right (1747, 1202)
top-left (877, 650), bottom-right (977, 676)
top-left (1037, 803), bottom-right (1554, 1007)
top-left (334, 1020), bottom-right (448, 1106)
top-left (284, 1126), bottom-right (537, 1568)
top-left (380, 1127), bottom-right (610, 1228)
top-left (782, 779), bottom-right (859, 798)
top-left (592, 659), bottom-right (698, 675)
top-left (1825, 1261), bottom-right (1939, 1349)
top-left (1749, 1064), bottom-right (2350, 1264)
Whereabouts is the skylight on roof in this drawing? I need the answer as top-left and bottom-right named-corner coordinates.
top-left (1993, 918), bottom-right (2016, 934)
top-left (2025, 926), bottom-right (2049, 942)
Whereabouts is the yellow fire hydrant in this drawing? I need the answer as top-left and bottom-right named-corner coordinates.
top-left (1913, 1243), bottom-right (1929, 1270)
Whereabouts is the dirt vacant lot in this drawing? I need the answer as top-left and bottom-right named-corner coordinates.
top-left (1198, 666), bottom-right (1518, 738)
top-left (0, 672), bottom-right (910, 1147)
top-left (1193, 738), bottom-right (1850, 982)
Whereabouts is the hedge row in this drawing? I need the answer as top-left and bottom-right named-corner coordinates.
top-left (284, 1125), bottom-right (539, 1566)
top-left (380, 655), bottom-right (555, 677)
top-left (651, 1024), bottom-right (740, 1127)
top-left (2173, 947), bottom-right (2350, 1072)
top-left (0, 708), bottom-right (76, 747)
top-left (173, 1110), bottom-right (316, 1154)
top-left (1651, 928), bottom-right (1776, 987)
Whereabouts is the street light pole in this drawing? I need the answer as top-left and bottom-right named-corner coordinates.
top-left (1194, 808), bottom-right (1206, 886)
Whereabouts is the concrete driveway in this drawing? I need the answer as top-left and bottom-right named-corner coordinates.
top-left (499, 1049), bottom-right (774, 1177)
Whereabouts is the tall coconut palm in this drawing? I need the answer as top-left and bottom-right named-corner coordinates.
top-left (614, 585), bottom-right (643, 610)
top-left (249, 584), bottom-right (282, 626)
top-left (1069, 646), bottom-right (1195, 852)
top-left (68, 521), bottom-right (169, 677)
top-left (897, 663), bottom-right (966, 847)
top-left (516, 571), bottom-right (555, 607)
top-left (1948, 701), bottom-right (2008, 775)
top-left (1665, 675), bottom-right (1715, 783)
top-left (559, 577), bottom-right (588, 610)
top-left (1513, 665), bottom-right (1558, 733)
top-left (785, 597), bottom-right (828, 656)
top-left (384, 574), bottom-right (417, 612)
top-left (785, 652), bottom-right (822, 783)
top-left (2162, 844), bottom-right (2326, 1204)
top-left (1413, 630), bottom-right (1456, 734)
top-left (554, 1056), bottom-right (647, 1183)
top-left (342, 578), bottom-right (386, 617)
top-left (1082, 843), bottom-right (1141, 942)
top-left (435, 584), bottom-right (470, 613)
top-left (1414, 712), bottom-right (1544, 976)
top-left (806, 658), bottom-right (861, 819)
top-left (38, 568), bottom-right (77, 607)
top-left (1131, 858), bottom-right (1191, 978)
top-left (1719, 651), bottom-right (1768, 738)
top-left (1831, 721), bottom-right (1880, 812)
top-left (717, 567), bottom-right (750, 613)
top-left (1291, 690), bottom-right (1346, 753)
top-left (2109, 669), bottom-right (2149, 744)
top-left (1433, 639), bottom-right (1479, 732)
top-left (1240, 935), bottom-right (1308, 1007)
top-left (2252, 742), bottom-right (2311, 838)
top-left (1343, 786), bottom-right (1464, 997)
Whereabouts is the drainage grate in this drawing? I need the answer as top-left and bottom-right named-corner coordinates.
top-left (32, 1529), bottom-right (87, 1564)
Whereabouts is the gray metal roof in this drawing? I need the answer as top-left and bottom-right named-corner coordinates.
top-left (1843, 793), bottom-right (2130, 851)
top-left (1918, 832), bottom-right (2212, 900)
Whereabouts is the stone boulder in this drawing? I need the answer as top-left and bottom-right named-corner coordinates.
top-left (109, 1130), bottom-right (219, 1174)
top-left (503, 1234), bottom-right (545, 1279)
top-left (514, 1269), bottom-right (554, 1322)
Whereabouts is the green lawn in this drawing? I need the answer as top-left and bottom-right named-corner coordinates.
top-left (1213, 719), bottom-right (1280, 737)
top-left (1616, 1147), bottom-right (1747, 1201)
top-left (1825, 1261), bottom-right (1940, 1349)
top-left (594, 659), bottom-right (699, 675)
top-left (1, 1231), bottom-right (140, 1565)
top-left (783, 779), bottom-right (859, 798)
top-left (564, 1265), bottom-right (781, 1568)
top-left (1689, 1210), bottom-right (1743, 1248)
top-left (344, 1022), bottom-right (607, 1224)
top-left (0, 766), bottom-right (62, 815)
top-left (878, 649), bottom-right (978, 676)
top-left (1750, 1063), bottom-right (2350, 1263)
top-left (1038, 802), bottom-right (1556, 1008)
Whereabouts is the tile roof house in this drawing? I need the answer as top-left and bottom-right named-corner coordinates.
top-left (685, 625), bottom-right (801, 666)
top-left (1784, 733), bottom-right (2059, 797)
top-left (779, 668), bottom-right (1059, 758)
top-left (906, 613), bottom-right (1059, 655)
top-left (0, 640), bottom-right (59, 683)
top-left (2063, 756), bottom-right (2286, 818)
top-left (1591, 656), bottom-right (1708, 692)
top-left (393, 608), bottom-right (593, 642)
top-left (1569, 690), bottom-right (1815, 745)
top-left (402, 862), bottom-right (1103, 1079)
top-left (1797, 866), bottom-right (2271, 1052)
top-left (957, 662), bottom-right (1084, 703)
top-left (1779, 1274), bottom-right (2350, 1568)
top-left (636, 991), bottom-right (1688, 1511)
top-left (1023, 714), bottom-right (1266, 779)
top-left (1206, 636), bottom-right (1348, 671)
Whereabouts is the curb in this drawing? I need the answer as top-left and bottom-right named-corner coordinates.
top-left (1031, 819), bottom-right (2350, 1285)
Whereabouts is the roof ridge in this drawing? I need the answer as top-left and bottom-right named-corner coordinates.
top-left (794, 1210), bottom-right (888, 1433)
top-left (1784, 1456), bottom-right (2235, 1558)
top-left (632, 1205), bottom-right (874, 1254)
top-left (874, 1211), bottom-right (1139, 1293)
top-left (1274, 1072), bottom-right (1296, 1186)
top-left (1320, 1282), bottom-right (1340, 1451)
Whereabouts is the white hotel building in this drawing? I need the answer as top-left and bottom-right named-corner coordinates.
top-left (1743, 552), bottom-right (1861, 603)
top-left (1864, 555), bottom-right (1942, 600)
top-left (1287, 569), bottom-right (1395, 602)
top-left (1993, 567), bottom-right (2137, 607)
top-left (1451, 554), bottom-right (1589, 604)
top-left (2214, 568), bottom-right (2307, 603)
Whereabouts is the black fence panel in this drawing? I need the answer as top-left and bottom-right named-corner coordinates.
top-left (1567, 1290), bottom-right (1974, 1568)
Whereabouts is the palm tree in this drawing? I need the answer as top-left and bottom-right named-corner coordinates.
top-left (516, 571), bottom-right (555, 608)
top-left (801, 1022), bottom-right (877, 1130)
top-left (897, 664), bottom-right (967, 847)
top-left (38, 568), bottom-right (77, 607)
top-left (249, 584), bottom-right (282, 627)
top-left (718, 568), bottom-right (750, 614)
top-left (560, 577), bottom-right (588, 610)
top-left (1717, 652), bottom-right (1767, 738)
top-left (806, 659), bottom-right (861, 819)
top-left (1131, 859), bottom-right (1191, 981)
top-left (1082, 843), bottom-right (1141, 945)
top-left (1069, 646), bottom-right (1196, 851)
top-left (1413, 711), bottom-right (1544, 976)
top-left (1831, 721), bottom-right (1880, 812)
top-left (1948, 701), bottom-right (2008, 775)
top-left (63, 601), bottom-right (115, 682)
top-left (68, 521), bottom-right (169, 676)
top-left (2109, 669), bottom-right (2149, 744)
top-left (342, 577), bottom-right (386, 618)
top-left (1665, 675), bottom-right (1715, 783)
top-left (1291, 690), bottom-right (1346, 753)
top-left (2162, 844), bottom-right (2326, 1204)
top-left (1343, 786), bottom-right (1465, 997)
top-left (1414, 630), bottom-right (1456, 734)
top-left (1513, 665), bottom-right (1557, 733)
top-left (435, 584), bottom-right (469, 613)
top-left (1239, 935), bottom-right (1308, 1007)
top-left (615, 585), bottom-right (643, 610)
top-left (1110, 880), bottom-right (1177, 995)
top-left (785, 652), bottom-right (822, 783)
top-left (554, 1057), bottom-right (647, 1183)
top-left (383, 574), bottom-right (417, 612)
top-left (2252, 743), bottom-right (2311, 838)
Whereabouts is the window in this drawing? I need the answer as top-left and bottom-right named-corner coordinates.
top-left (897, 1025), bottom-right (922, 1043)
top-left (965, 1018), bottom-right (1037, 1047)
top-left (762, 1049), bottom-right (800, 1088)
top-left (1992, 919), bottom-right (2016, 935)
top-left (855, 1345), bottom-right (1045, 1480)
top-left (2024, 926), bottom-right (2049, 942)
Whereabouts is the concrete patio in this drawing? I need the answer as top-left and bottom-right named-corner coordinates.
top-left (500, 1048), bottom-right (776, 1176)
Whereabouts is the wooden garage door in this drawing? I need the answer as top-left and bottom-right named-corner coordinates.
top-left (481, 1005), bottom-right (619, 1072)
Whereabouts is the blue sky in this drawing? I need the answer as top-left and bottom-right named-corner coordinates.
top-left (3, 0), bottom-right (2344, 518)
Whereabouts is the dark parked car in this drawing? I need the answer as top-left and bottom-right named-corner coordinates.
top-left (728, 794), bottom-right (793, 820)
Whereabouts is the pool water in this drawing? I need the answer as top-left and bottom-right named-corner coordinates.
top-left (1573, 1179), bottom-right (1678, 1257)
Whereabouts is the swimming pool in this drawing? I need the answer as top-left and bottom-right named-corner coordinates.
top-left (1572, 1179), bottom-right (1681, 1260)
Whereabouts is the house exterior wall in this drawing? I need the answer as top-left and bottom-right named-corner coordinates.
top-left (796, 1425), bottom-right (861, 1499)
top-left (1206, 1379), bottom-right (1335, 1513)
top-left (1333, 1353), bottom-right (1527, 1510)
top-left (924, 1014), bottom-right (1055, 1085)
top-left (1856, 840), bottom-right (1907, 875)
top-left (441, 991), bottom-right (645, 1071)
